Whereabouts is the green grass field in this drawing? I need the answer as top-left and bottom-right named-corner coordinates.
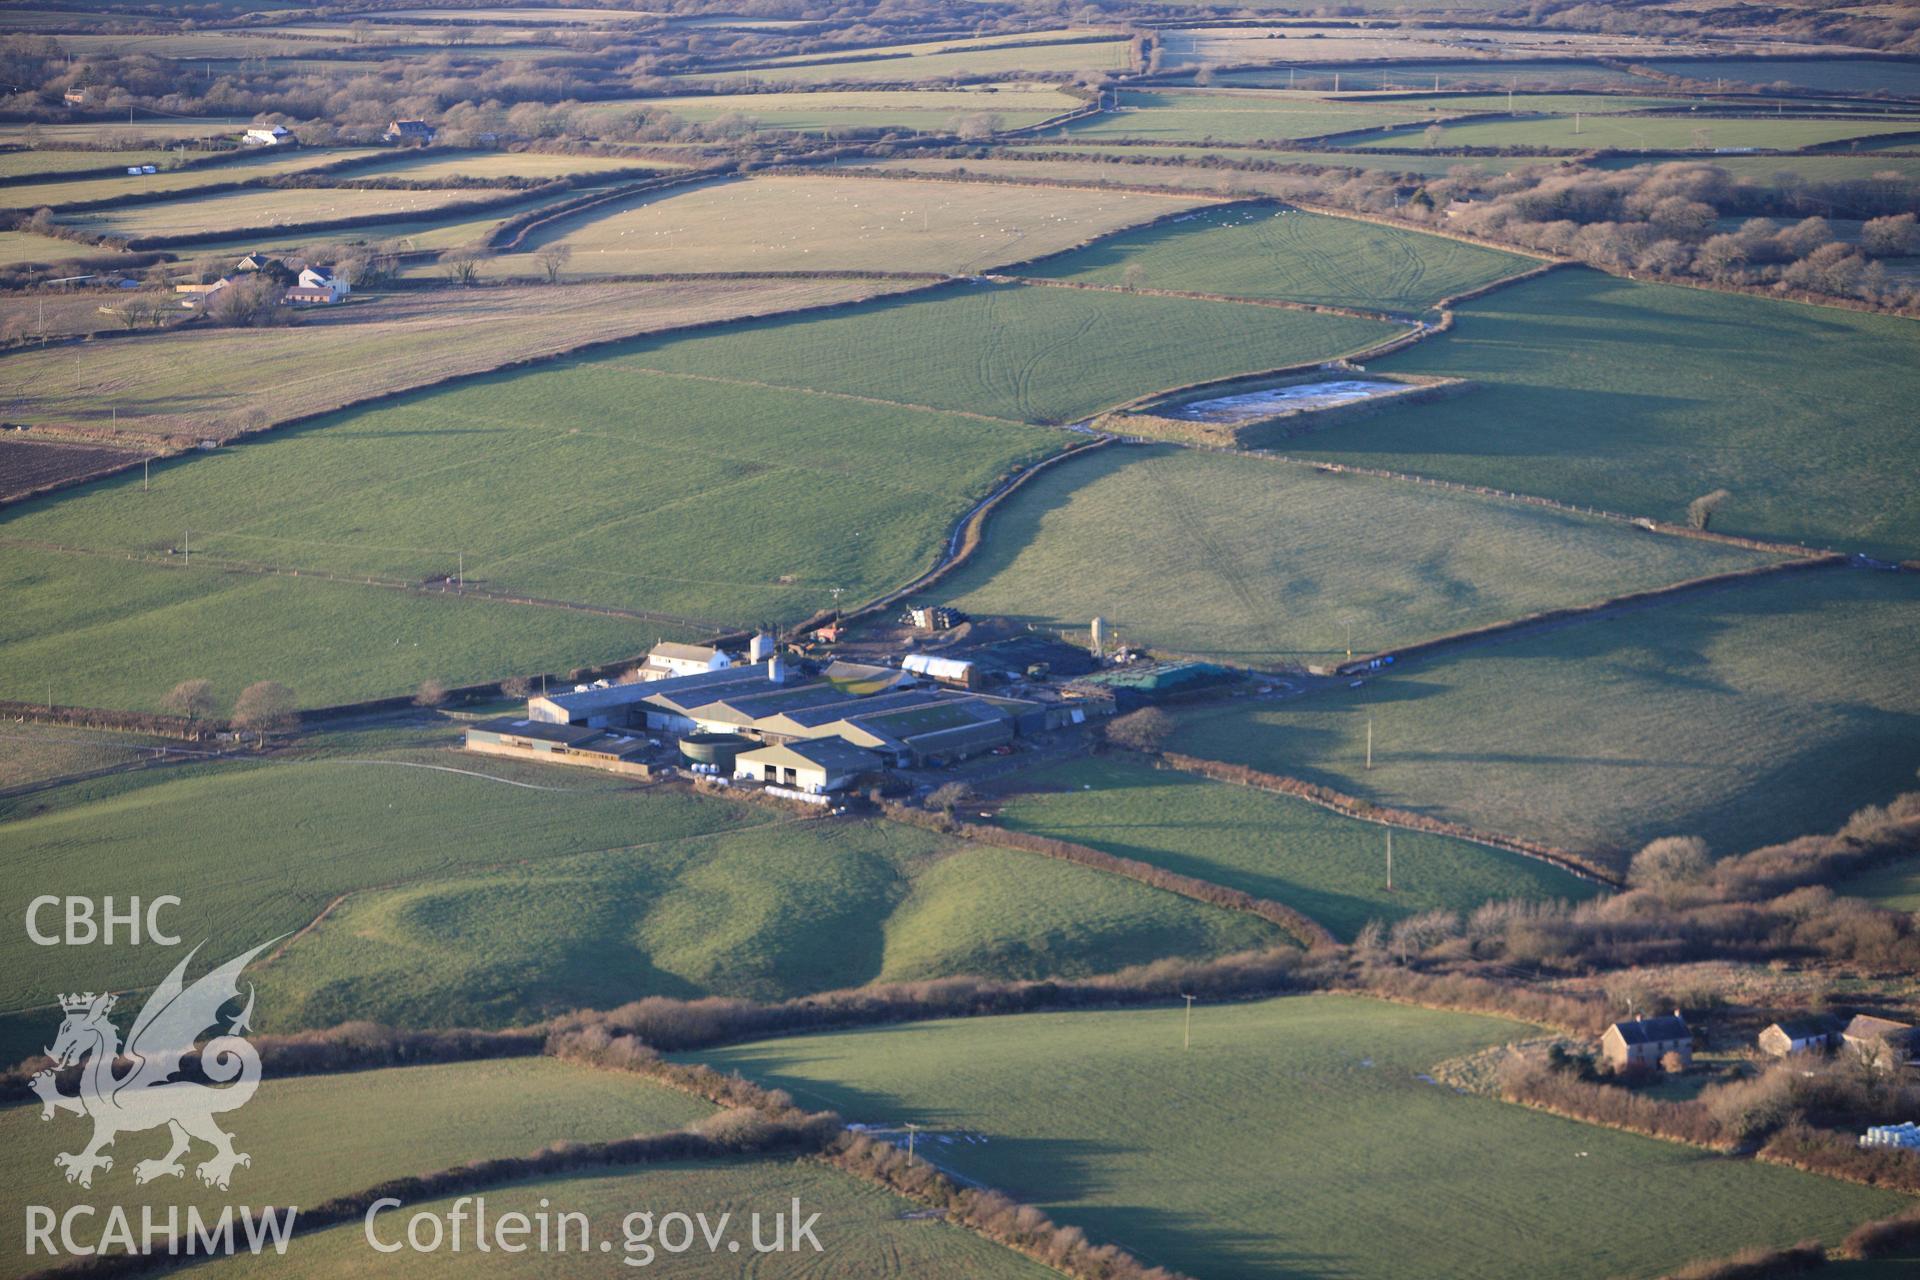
top-left (0, 1058), bottom-right (712, 1279)
top-left (938, 446), bottom-right (1775, 667)
top-left (1357, 113), bottom-right (1920, 152)
top-left (0, 344), bottom-right (1060, 642)
top-left (159, 184), bottom-right (596, 257)
top-left (687, 996), bottom-right (1905, 1280)
top-left (0, 228), bottom-right (111, 266)
top-left (0, 277), bottom-right (909, 443)
top-left (1167, 567), bottom-right (1920, 867)
top-left (1052, 89), bottom-right (1441, 144)
top-left (195, 1157), bottom-right (1058, 1278)
top-left (0, 744), bottom-right (754, 1036)
top-left (1837, 856), bottom-right (1920, 912)
top-left (1640, 57), bottom-right (1920, 97)
top-left (56, 184), bottom-right (519, 241)
top-left (1372, 92), bottom-right (1716, 114)
top-left (1005, 140), bottom-right (1590, 177)
top-left (621, 280), bottom-right (1399, 423)
top-left (0, 148), bottom-right (177, 179)
top-left (1291, 269), bottom-right (1920, 558)
top-left (0, 544), bottom-right (694, 713)
top-left (591, 87), bottom-right (1084, 134)
top-left (996, 757), bottom-right (1597, 939)
top-left (254, 816), bottom-right (1279, 1032)
top-left (1218, 61), bottom-right (1669, 92)
top-left (0, 721), bottom-right (178, 790)
top-left (0, 120), bottom-right (239, 147)
top-left (2, 148), bottom-right (380, 211)
top-left (508, 174), bottom-right (1212, 278)
top-left (693, 37), bottom-right (1133, 85)
top-left (1020, 202), bottom-right (1534, 310)
top-left (334, 149), bottom-right (678, 183)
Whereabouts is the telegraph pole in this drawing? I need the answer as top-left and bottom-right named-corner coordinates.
top-left (1365, 718), bottom-right (1373, 771)
top-left (1182, 993), bottom-right (1195, 1050)
top-left (1386, 829), bottom-right (1394, 891)
top-left (183, 529), bottom-right (189, 567)
top-left (905, 1123), bottom-right (918, 1167)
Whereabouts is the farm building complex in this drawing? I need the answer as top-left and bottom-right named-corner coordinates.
top-left (470, 637), bottom-right (1107, 791)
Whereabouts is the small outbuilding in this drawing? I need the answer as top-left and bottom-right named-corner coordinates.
top-left (901, 653), bottom-right (978, 689)
top-left (1843, 1015), bottom-right (1916, 1064)
top-left (1601, 1013), bottom-right (1693, 1070)
top-left (465, 717), bottom-right (653, 777)
top-left (733, 737), bottom-right (876, 793)
top-left (1758, 1015), bottom-right (1841, 1058)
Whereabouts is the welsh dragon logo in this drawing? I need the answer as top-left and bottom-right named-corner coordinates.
top-left (31, 941), bottom-right (274, 1191)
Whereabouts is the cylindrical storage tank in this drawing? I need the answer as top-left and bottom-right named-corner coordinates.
top-left (680, 733), bottom-right (751, 772)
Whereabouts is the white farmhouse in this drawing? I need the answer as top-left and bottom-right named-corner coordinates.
top-left (297, 265), bottom-right (350, 301)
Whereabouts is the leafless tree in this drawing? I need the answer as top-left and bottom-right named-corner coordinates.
top-left (1686, 488), bottom-right (1730, 531)
top-left (535, 242), bottom-right (572, 283)
top-left (1104, 706), bottom-right (1174, 752)
top-left (161, 678), bottom-right (217, 721)
top-left (231, 680), bottom-right (297, 733)
top-left (1630, 835), bottom-right (1712, 888)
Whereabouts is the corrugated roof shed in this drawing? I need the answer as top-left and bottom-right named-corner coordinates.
top-left (902, 653), bottom-right (974, 682)
top-left (738, 736), bottom-right (878, 774)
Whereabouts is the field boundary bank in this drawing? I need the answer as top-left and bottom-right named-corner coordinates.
top-left (881, 799), bottom-right (1338, 948)
top-left (7, 150), bottom-right (567, 218)
top-left (696, 30), bottom-right (1130, 77)
top-left (0, 275), bottom-right (946, 514)
top-left (104, 184), bottom-right (569, 252)
top-left (557, 1032), bottom-right (1190, 1280)
top-left (1321, 553), bottom-right (1846, 678)
top-left (257, 806), bottom-right (811, 969)
top-left (992, 272), bottom-right (1411, 325)
top-left (1155, 750), bottom-right (1624, 887)
top-left (0, 145), bottom-right (275, 190)
top-left (797, 435), bottom-right (1113, 637)
top-left (1102, 430), bottom-right (1844, 561)
top-left (487, 169), bottom-right (734, 252)
top-left (0, 536), bottom-right (745, 630)
top-left (611, 360), bottom-right (1035, 427)
top-left (1063, 249), bottom-right (1570, 418)
top-left (1244, 455), bottom-right (1843, 557)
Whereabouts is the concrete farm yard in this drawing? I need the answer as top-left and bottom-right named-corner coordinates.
top-left (2, 10), bottom-right (1919, 1280)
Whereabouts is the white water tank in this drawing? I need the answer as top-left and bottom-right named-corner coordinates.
top-left (768, 655), bottom-right (787, 685)
top-left (749, 632), bottom-right (774, 661)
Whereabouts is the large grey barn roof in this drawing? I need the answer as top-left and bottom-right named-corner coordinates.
top-left (540, 666), bottom-right (764, 717)
top-left (775, 687), bottom-right (974, 729)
